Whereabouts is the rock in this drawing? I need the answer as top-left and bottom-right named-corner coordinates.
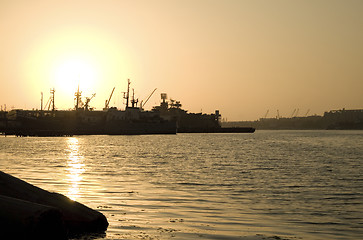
top-left (0, 195), bottom-right (67, 240)
top-left (0, 171), bottom-right (108, 238)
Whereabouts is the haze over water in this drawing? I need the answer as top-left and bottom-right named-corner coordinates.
top-left (1, 130), bottom-right (362, 239)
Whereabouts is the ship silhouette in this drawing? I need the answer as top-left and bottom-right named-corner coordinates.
top-left (0, 80), bottom-right (255, 136)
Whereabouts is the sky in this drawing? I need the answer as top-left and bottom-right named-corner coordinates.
top-left (1, 0), bottom-right (362, 121)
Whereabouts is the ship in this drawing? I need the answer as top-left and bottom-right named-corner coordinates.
top-left (1, 80), bottom-right (255, 136)
top-left (2, 80), bottom-right (177, 136)
top-left (152, 93), bottom-right (255, 133)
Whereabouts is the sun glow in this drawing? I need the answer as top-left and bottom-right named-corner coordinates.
top-left (66, 137), bottom-right (85, 201)
top-left (52, 57), bottom-right (99, 96)
top-left (22, 26), bottom-right (132, 110)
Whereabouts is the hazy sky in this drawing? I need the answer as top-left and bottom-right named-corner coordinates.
top-left (1, 0), bottom-right (362, 120)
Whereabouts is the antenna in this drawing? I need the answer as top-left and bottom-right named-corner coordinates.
top-left (50, 88), bottom-right (55, 111)
top-left (40, 92), bottom-right (43, 111)
top-left (74, 85), bottom-right (82, 110)
top-left (130, 88), bottom-right (138, 108)
top-left (124, 79), bottom-right (131, 109)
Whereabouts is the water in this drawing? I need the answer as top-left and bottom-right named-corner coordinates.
top-left (1, 130), bottom-right (362, 240)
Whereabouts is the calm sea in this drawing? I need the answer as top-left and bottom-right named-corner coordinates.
top-left (1, 130), bottom-right (362, 240)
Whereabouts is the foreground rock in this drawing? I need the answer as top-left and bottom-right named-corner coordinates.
top-left (0, 195), bottom-right (67, 239)
top-left (0, 171), bottom-right (108, 239)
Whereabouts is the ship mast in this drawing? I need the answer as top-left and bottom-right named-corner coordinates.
top-left (50, 88), bottom-right (55, 112)
top-left (123, 79), bottom-right (139, 109)
top-left (124, 79), bottom-right (131, 109)
top-left (40, 92), bottom-right (43, 111)
top-left (131, 88), bottom-right (138, 108)
top-left (75, 85), bottom-right (82, 110)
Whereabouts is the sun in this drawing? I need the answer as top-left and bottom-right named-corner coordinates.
top-left (52, 57), bottom-right (99, 97)
top-left (23, 27), bottom-right (131, 110)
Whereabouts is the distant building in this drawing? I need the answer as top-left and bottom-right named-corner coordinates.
top-left (222, 108), bottom-right (363, 130)
top-left (324, 109), bottom-right (363, 129)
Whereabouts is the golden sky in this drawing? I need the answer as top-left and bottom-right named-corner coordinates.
top-left (1, 0), bottom-right (362, 120)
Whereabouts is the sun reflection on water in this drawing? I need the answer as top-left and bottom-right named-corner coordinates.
top-left (66, 137), bottom-right (85, 201)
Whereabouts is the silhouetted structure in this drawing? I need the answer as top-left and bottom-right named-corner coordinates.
top-left (1, 80), bottom-right (177, 136)
top-left (0, 171), bottom-right (108, 239)
top-left (223, 109), bottom-right (363, 130)
top-left (152, 93), bottom-right (255, 133)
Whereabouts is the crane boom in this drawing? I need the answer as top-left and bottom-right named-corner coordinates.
top-left (290, 109), bottom-right (296, 118)
top-left (295, 108), bottom-right (299, 117)
top-left (305, 109), bottom-right (310, 117)
top-left (105, 87), bottom-right (115, 109)
top-left (141, 88), bottom-right (157, 108)
top-left (264, 109), bottom-right (269, 118)
top-left (84, 93), bottom-right (96, 110)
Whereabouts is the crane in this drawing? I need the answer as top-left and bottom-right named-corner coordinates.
top-left (44, 97), bottom-right (51, 111)
top-left (294, 108), bottom-right (300, 117)
top-left (104, 87), bottom-right (115, 109)
top-left (44, 88), bottom-right (55, 111)
top-left (290, 109), bottom-right (296, 118)
top-left (84, 93), bottom-right (96, 111)
top-left (264, 109), bottom-right (269, 118)
top-left (140, 88), bottom-right (157, 109)
top-left (40, 92), bottom-right (43, 111)
top-left (304, 109), bottom-right (310, 117)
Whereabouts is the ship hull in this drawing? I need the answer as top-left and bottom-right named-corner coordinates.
top-left (2, 109), bottom-right (177, 137)
top-left (105, 121), bottom-right (177, 135)
top-left (177, 127), bottom-right (255, 133)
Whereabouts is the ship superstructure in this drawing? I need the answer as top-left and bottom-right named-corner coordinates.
top-left (152, 93), bottom-right (254, 133)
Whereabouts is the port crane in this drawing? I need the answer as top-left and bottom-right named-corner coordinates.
top-left (74, 85), bottom-right (96, 110)
top-left (43, 88), bottom-right (56, 111)
top-left (84, 93), bottom-right (96, 111)
top-left (264, 110), bottom-right (269, 118)
top-left (104, 87), bottom-right (115, 110)
top-left (304, 109), bottom-right (310, 117)
top-left (290, 108), bottom-right (300, 117)
top-left (295, 108), bottom-right (299, 117)
top-left (290, 109), bottom-right (296, 118)
top-left (140, 88), bottom-right (157, 109)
